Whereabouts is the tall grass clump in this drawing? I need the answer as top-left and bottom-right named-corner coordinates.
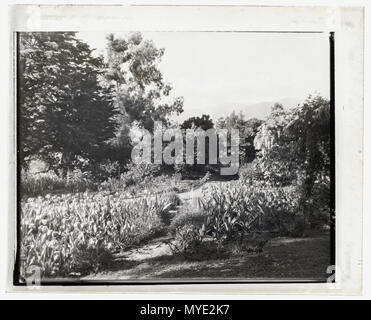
top-left (21, 170), bottom-right (97, 197)
top-left (20, 192), bottom-right (177, 278)
top-left (199, 181), bottom-right (300, 242)
top-left (169, 180), bottom-right (301, 255)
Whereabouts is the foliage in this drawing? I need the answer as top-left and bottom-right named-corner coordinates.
top-left (169, 206), bottom-right (206, 236)
top-left (98, 171), bottom-right (184, 199)
top-left (254, 103), bottom-right (287, 157)
top-left (251, 185), bottom-right (302, 236)
top-left (18, 30), bottom-right (331, 275)
top-left (254, 96), bottom-right (331, 225)
top-left (19, 31), bottom-right (184, 176)
top-left (121, 162), bottom-right (161, 186)
top-left (217, 111), bottom-right (263, 163)
top-left (167, 224), bottom-right (204, 255)
top-left (20, 192), bottom-right (177, 277)
top-left (168, 179), bottom-right (301, 254)
top-left (197, 180), bottom-right (301, 248)
top-left (238, 160), bottom-right (264, 183)
top-left (21, 170), bottom-right (97, 197)
top-left (178, 115), bottom-right (215, 176)
top-left (181, 114), bottom-right (214, 130)
top-left (105, 32), bottom-right (184, 163)
top-left (157, 192), bottom-right (181, 225)
top-left (308, 175), bottom-right (331, 228)
top-left (19, 32), bottom-right (117, 175)
top-left (94, 160), bottom-right (121, 181)
top-left (97, 162), bottom-right (165, 193)
top-left (198, 182), bottom-right (262, 248)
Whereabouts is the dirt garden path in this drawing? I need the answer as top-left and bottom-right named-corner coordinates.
top-left (81, 180), bottom-right (229, 280)
top-left (110, 181), bottom-right (225, 262)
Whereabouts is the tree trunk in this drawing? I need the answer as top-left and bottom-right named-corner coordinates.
top-left (301, 171), bottom-right (315, 227)
top-left (60, 153), bottom-right (72, 180)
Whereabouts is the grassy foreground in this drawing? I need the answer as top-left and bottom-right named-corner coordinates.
top-left (82, 232), bottom-right (331, 282)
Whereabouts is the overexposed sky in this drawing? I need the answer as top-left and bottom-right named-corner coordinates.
top-left (78, 31), bottom-right (330, 121)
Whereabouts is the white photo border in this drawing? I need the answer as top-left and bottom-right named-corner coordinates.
top-left (8, 4), bottom-right (364, 295)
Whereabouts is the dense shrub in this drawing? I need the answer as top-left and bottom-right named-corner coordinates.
top-left (99, 163), bottom-right (171, 192)
top-left (99, 170), bottom-right (187, 198)
top-left (167, 223), bottom-right (204, 255)
top-left (306, 175), bottom-right (331, 229)
top-left (238, 160), bottom-right (264, 183)
top-left (253, 185), bottom-right (302, 235)
top-left (169, 206), bottom-right (206, 235)
top-left (121, 162), bottom-right (161, 186)
top-left (254, 96), bottom-right (331, 227)
top-left (21, 170), bottom-right (97, 197)
top-left (98, 176), bottom-right (127, 192)
top-left (94, 160), bottom-right (121, 181)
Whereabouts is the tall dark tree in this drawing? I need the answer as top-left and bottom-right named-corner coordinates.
top-left (19, 32), bottom-right (117, 176)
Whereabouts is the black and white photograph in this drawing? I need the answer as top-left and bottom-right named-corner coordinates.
top-left (0, 0), bottom-right (367, 305)
top-left (15, 28), bottom-right (335, 284)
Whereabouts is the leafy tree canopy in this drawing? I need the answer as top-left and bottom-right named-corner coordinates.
top-left (19, 32), bottom-right (117, 175)
top-left (254, 95), bottom-right (331, 224)
top-left (104, 33), bottom-right (184, 163)
top-left (105, 32), bottom-right (184, 130)
top-left (217, 111), bottom-right (263, 163)
top-left (181, 114), bottom-right (214, 131)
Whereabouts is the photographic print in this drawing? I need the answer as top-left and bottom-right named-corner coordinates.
top-left (15, 29), bottom-right (334, 285)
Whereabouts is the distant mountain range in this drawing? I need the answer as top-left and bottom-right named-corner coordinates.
top-left (228, 97), bottom-right (302, 120)
top-left (172, 97), bottom-right (303, 123)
